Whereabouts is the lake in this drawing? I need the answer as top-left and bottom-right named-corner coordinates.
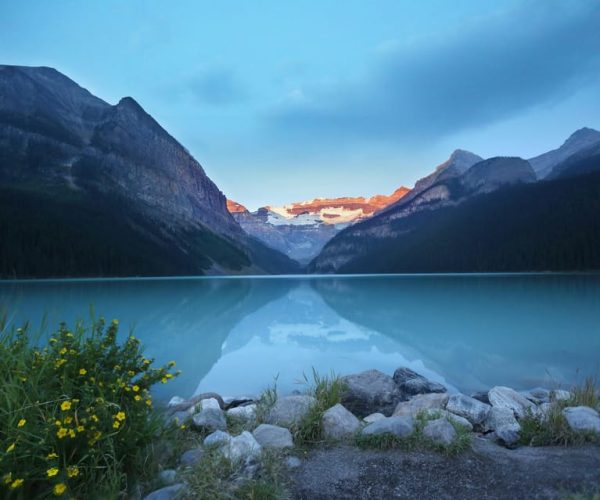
top-left (1, 274), bottom-right (599, 403)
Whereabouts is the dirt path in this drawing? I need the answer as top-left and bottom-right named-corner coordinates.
top-left (288, 439), bottom-right (600, 499)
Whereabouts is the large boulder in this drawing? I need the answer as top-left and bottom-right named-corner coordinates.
top-left (143, 484), bottom-right (185, 500)
top-left (204, 430), bottom-right (232, 448)
top-left (363, 413), bottom-right (386, 424)
top-left (520, 387), bottom-right (550, 405)
top-left (488, 386), bottom-right (537, 419)
top-left (221, 431), bottom-right (262, 462)
top-left (227, 404), bottom-right (257, 421)
top-left (562, 406), bottom-right (600, 433)
top-left (422, 418), bottom-right (456, 446)
top-left (341, 370), bottom-right (403, 417)
top-left (422, 409), bottom-right (473, 431)
top-left (392, 393), bottom-right (449, 417)
top-left (267, 395), bottom-right (316, 427)
top-left (362, 416), bottom-right (415, 438)
top-left (393, 367), bottom-right (447, 397)
top-left (446, 394), bottom-right (490, 426)
top-left (322, 404), bottom-right (361, 440)
top-left (192, 404), bottom-right (227, 433)
top-left (484, 407), bottom-right (521, 446)
top-left (252, 424), bottom-right (294, 449)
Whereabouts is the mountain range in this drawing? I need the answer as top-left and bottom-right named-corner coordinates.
top-left (1, 65), bottom-right (599, 277)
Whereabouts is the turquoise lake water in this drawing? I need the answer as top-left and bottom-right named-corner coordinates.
top-left (1, 274), bottom-right (599, 402)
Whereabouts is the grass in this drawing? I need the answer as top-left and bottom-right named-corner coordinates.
top-left (182, 448), bottom-right (288, 500)
top-left (355, 410), bottom-right (472, 456)
top-left (292, 369), bottom-right (346, 446)
top-left (519, 377), bottom-right (600, 447)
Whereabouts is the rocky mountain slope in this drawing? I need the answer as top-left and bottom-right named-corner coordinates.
top-left (0, 65), bottom-right (299, 277)
top-left (228, 188), bottom-right (410, 264)
top-left (309, 131), bottom-right (600, 273)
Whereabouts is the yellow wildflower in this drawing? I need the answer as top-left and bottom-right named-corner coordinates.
top-left (10, 479), bottom-right (24, 489)
top-left (116, 411), bottom-right (126, 421)
top-left (168, 360), bottom-right (176, 367)
top-left (113, 421), bottom-right (120, 429)
top-left (17, 419), bottom-right (26, 428)
top-left (69, 429), bottom-right (76, 438)
top-left (59, 348), bottom-right (67, 355)
top-left (53, 483), bottom-right (67, 496)
top-left (67, 466), bottom-right (79, 478)
top-left (142, 358), bottom-right (150, 365)
top-left (134, 395), bottom-right (142, 401)
top-left (91, 415), bottom-right (99, 423)
top-left (128, 370), bottom-right (135, 376)
top-left (6, 443), bottom-right (15, 453)
top-left (145, 399), bottom-right (152, 407)
top-left (46, 467), bottom-right (59, 477)
top-left (79, 368), bottom-right (87, 375)
top-left (77, 425), bottom-right (85, 433)
top-left (161, 377), bottom-right (168, 384)
top-left (64, 416), bottom-right (73, 424)
top-left (47, 452), bottom-right (59, 459)
top-left (3, 473), bottom-right (12, 485)
top-left (57, 428), bottom-right (68, 439)
top-left (60, 401), bottom-right (71, 411)
top-left (132, 385), bottom-right (140, 392)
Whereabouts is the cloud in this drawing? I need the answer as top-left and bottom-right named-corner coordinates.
top-left (268, 0), bottom-right (600, 145)
top-left (189, 66), bottom-right (247, 106)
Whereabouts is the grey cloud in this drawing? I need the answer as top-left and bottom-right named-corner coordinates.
top-left (268, 1), bottom-right (600, 144)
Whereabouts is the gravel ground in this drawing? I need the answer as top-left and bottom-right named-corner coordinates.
top-left (288, 438), bottom-right (600, 499)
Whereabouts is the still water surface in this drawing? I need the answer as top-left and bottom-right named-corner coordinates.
top-left (1, 274), bottom-right (599, 402)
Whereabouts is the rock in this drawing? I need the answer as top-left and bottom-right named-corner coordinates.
top-left (221, 431), bottom-right (262, 462)
top-left (488, 386), bottom-right (537, 419)
top-left (252, 424), bottom-right (294, 449)
top-left (341, 370), bottom-right (403, 417)
top-left (538, 402), bottom-right (553, 421)
top-left (143, 483), bottom-right (185, 500)
top-left (180, 447), bottom-right (204, 467)
top-left (199, 398), bottom-right (222, 411)
top-left (562, 406), bottom-right (600, 433)
top-left (267, 395), bottom-right (316, 427)
top-left (471, 391), bottom-right (491, 405)
top-left (364, 413), bottom-right (386, 424)
top-left (484, 407), bottom-right (521, 446)
top-left (168, 392), bottom-right (225, 415)
top-left (168, 396), bottom-right (185, 408)
top-left (422, 418), bottom-right (457, 446)
top-left (322, 404), bottom-right (361, 439)
top-left (223, 396), bottom-right (256, 408)
top-left (192, 406), bottom-right (227, 433)
top-left (551, 389), bottom-right (572, 402)
top-left (423, 409), bottom-right (473, 431)
top-left (158, 469), bottom-right (177, 486)
top-left (170, 411), bottom-right (192, 425)
top-left (520, 387), bottom-right (550, 405)
top-left (392, 393), bottom-right (449, 417)
top-left (446, 394), bottom-right (490, 426)
top-left (393, 367), bottom-right (447, 396)
top-left (285, 456), bottom-right (302, 469)
top-left (227, 404), bottom-right (257, 421)
top-left (362, 416), bottom-right (415, 438)
top-left (204, 430), bottom-right (232, 448)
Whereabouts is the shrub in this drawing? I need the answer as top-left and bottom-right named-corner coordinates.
top-left (0, 318), bottom-right (178, 498)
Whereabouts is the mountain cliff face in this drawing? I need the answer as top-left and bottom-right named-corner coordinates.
top-left (528, 127), bottom-right (600, 179)
top-left (228, 187), bottom-right (410, 264)
top-left (309, 152), bottom-right (538, 273)
top-left (0, 65), bottom-right (298, 277)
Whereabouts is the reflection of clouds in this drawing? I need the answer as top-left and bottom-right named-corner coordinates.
top-left (268, 319), bottom-right (372, 344)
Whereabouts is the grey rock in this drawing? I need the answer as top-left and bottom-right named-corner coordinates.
top-left (199, 398), bottom-right (222, 411)
top-left (170, 411), bottom-right (192, 425)
top-left (158, 469), bottom-right (177, 486)
top-left (341, 370), bottom-right (403, 417)
top-left (267, 395), bottom-right (316, 427)
top-left (285, 456), bottom-right (302, 469)
top-left (538, 403), bottom-right (553, 421)
top-left (204, 430), bottom-right (232, 448)
top-left (227, 404), bottom-right (257, 421)
top-left (446, 394), bottom-right (490, 426)
top-left (488, 386), bottom-right (537, 419)
top-left (362, 416), bottom-right (415, 438)
top-left (221, 431), bottom-right (262, 462)
top-left (393, 393), bottom-right (449, 417)
top-left (424, 409), bottom-right (473, 431)
top-left (471, 391), bottom-right (491, 405)
top-left (252, 424), bottom-right (294, 449)
top-left (393, 367), bottom-right (447, 396)
top-left (322, 404), bottom-right (361, 439)
top-left (180, 447), bottom-right (204, 467)
top-left (520, 387), bottom-right (550, 405)
top-left (495, 423), bottom-right (521, 446)
top-left (484, 407), bottom-right (521, 446)
top-left (363, 412), bottom-right (386, 424)
top-left (562, 406), bottom-right (600, 433)
top-left (143, 483), bottom-right (185, 500)
top-left (422, 418), bottom-right (457, 446)
top-left (192, 407), bottom-right (227, 433)
top-left (551, 389), bottom-right (572, 402)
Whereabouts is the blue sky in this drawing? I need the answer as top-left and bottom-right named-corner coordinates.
top-left (2, 0), bottom-right (599, 209)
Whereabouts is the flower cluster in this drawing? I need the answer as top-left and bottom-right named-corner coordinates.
top-left (0, 318), bottom-right (179, 497)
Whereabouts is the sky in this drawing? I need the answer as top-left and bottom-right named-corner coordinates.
top-left (1, 0), bottom-right (600, 209)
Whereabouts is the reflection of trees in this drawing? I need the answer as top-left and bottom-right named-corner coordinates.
top-left (0, 277), bottom-right (293, 400)
top-left (312, 275), bottom-right (600, 390)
